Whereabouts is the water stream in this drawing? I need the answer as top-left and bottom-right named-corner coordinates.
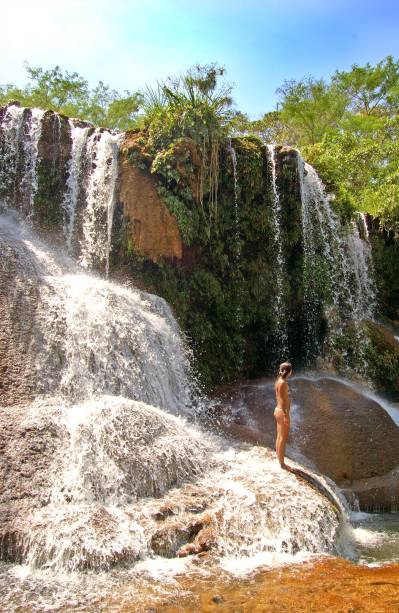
top-left (267, 145), bottom-right (289, 361)
top-left (297, 155), bottom-right (377, 364)
top-left (62, 121), bottom-right (90, 253)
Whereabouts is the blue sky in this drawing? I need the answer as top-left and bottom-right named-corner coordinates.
top-left (1, 0), bottom-right (399, 118)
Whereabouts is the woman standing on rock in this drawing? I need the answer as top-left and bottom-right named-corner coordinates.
top-left (274, 362), bottom-right (293, 469)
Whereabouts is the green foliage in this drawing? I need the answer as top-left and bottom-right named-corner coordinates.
top-left (0, 62), bottom-right (142, 129)
top-left (276, 78), bottom-right (347, 145)
top-left (332, 56), bottom-right (399, 116)
top-left (142, 63), bottom-right (234, 146)
top-left (156, 186), bottom-right (196, 245)
top-left (371, 235), bottom-right (399, 320)
top-left (363, 323), bottom-right (399, 390)
top-left (140, 64), bottom-right (236, 234)
top-left (303, 114), bottom-right (399, 234)
top-left (121, 137), bottom-right (282, 387)
top-left (245, 56), bottom-right (399, 237)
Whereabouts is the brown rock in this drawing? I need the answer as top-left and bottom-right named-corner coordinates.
top-left (0, 229), bottom-right (40, 405)
top-left (0, 402), bottom-right (64, 560)
top-left (151, 512), bottom-right (217, 558)
top-left (291, 377), bottom-right (399, 484)
top-left (349, 466), bottom-right (399, 512)
top-left (152, 505), bottom-right (177, 521)
top-left (195, 526), bottom-right (217, 552)
top-left (211, 376), bottom-right (399, 511)
top-left (150, 517), bottom-right (203, 557)
top-left (119, 137), bottom-right (183, 262)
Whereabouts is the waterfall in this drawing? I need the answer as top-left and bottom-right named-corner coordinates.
top-left (228, 140), bottom-right (239, 233)
top-left (227, 140), bottom-right (244, 369)
top-left (0, 108), bottom-right (353, 578)
top-left (18, 108), bottom-right (44, 219)
top-left (79, 128), bottom-right (122, 275)
top-left (0, 105), bottom-right (122, 275)
top-left (297, 155), bottom-right (377, 362)
top-left (0, 104), bottom-right (25, 207)
top-left (0, 105), bottom-right (44, 216)
top-left (0, 212), bottom-right (345, 573)
top-left (0, 214), bottom-right (194, 412)
top-left (62, 121), bottom-right (90, 253)
top-left (347, 214), bottom-right (377, 320)
top-left (51, 112), bottom-right (61, 173)
top-left (267, 145), bottom-right (289, 361)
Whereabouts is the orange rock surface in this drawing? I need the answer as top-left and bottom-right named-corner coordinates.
top-left (97, 558), bottom-right (399, 612)
top-left (118, 142), bottom-right (182, 262)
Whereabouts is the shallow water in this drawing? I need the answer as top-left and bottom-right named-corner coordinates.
top-left (350, 512), bottom-right (399, 565)
top-left (1, 512), bottom-right (398, 612)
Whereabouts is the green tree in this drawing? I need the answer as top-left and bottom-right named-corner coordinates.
top-left (141, 64), bottom-right (235, 230)
top-left (21, 62), bottom-right (89, 116)
top-left (275, 77), bottom-right (348, 146)
top-left (0, 62), bottom-right (142, 129)
top-left (105, 93), bottom-right (143, 131)
top-left (263, 56), bottom-right (399, 235)
top-left (332, 55), bottom-right (399, 116)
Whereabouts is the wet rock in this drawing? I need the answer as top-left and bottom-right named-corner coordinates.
top-left (291, 377), bottom-right (399, 484)
top-left (0, 403), bottom-right (63, 509)
top-left (176, 525), bottom-right (218, 558)
top-left (212, 376), bottom-right (399, 511)
top-left (150, 516), bottom-right (206, 557)
top-left (211, 594), bottom-right (224, 604)
top-left (0, 229), bottom-right (41, 405)
top-left (152, 505), bottom-right (177, 521)
top-left (349, 466), bottom-right (399, 512)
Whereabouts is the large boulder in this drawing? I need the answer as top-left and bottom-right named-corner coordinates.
top-left (291, 377), bottom-right (399, 484)
top-left (210, 376), bottom-right (399, 511)
top-left (0, 221), bottom-right (41, 406)
top-left (345, 467), bottom-right (399, 512)
top-left (0, 396), bottom-right (211, 568)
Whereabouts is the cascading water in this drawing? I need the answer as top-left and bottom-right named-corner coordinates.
top-left (0, 105), bottom-right (377, 610)
top-left (347, 214), bottom-right (377, 320)
top-left (0, 105), bottom-right (122, 275)
top-left (62, 121), bottom-right (90, 252)
top-left (228, 140), bottom-right (239, 234)
top-left (79, 128), bottom-right (122, 275)
top-left (267, 145), bottom-right (289, 361)
top-left (227, 140), bottom-right (244, 370)
top-left (0, 105), bottom-right (44, 217)
top-left (0, 212), bottom-right (346, 577)
top-left (297, 155), bottom-right (377, 363)
top-left (0, 104), bottom-right (25, 207)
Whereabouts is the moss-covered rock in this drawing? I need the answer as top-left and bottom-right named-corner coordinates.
top-left (114, 137), bottom-right (309, 387)
top-left (371, 231), bottom-right (399, 321)
top-left (363, 321), bottom-right (399, 393)
top-left (34, 110), bottom-right (71, 234)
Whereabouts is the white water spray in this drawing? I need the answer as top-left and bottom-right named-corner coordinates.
top-left (62, 121), bottom-right (90, 252)
top-left (79, 129), bottom-right (122, 275)
top-left (268, 145), bottom-right (289, 359)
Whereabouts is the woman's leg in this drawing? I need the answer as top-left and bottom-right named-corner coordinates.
top-left (275, 411), bottom-right (290, 468)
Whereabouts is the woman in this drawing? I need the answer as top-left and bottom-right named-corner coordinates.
top-left (274, 361), bottom-right (293, 469)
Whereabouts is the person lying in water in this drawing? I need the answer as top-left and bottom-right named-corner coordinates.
top-left (274, 361), bottom-right (293, 469)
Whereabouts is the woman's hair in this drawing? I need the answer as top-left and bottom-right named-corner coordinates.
top-left (277, 361), bottom-right (292, 379)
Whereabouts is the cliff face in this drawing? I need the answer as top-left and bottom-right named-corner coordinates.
top-left (1, 102), bottom-right (398, 390)
top-left (118, 134), bottom-right (182, 262)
